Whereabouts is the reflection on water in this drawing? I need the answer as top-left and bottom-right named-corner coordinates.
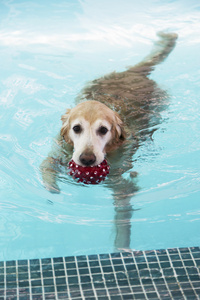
top-left (0, 0), bottom-right (200, 260)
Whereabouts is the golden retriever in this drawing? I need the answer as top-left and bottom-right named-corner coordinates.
top-left (40, 32), bottom-right (178, 251)
top-left (41, 32), bottom-right (178, 197)
top-left (60, 100), bottom-right (126, 167)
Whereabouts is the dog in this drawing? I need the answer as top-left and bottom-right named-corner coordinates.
top-left (40, 32), bottom-right (177, 250)
top-left (60, 100), bottom-right (126, 167)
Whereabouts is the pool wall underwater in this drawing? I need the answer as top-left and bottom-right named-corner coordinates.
top-left (1, 247), bottom-right (200, 299)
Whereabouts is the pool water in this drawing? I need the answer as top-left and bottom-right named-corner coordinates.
top-left (0, 0), bottom-right (200, 261)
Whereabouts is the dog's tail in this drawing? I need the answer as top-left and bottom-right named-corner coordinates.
top-left (129, 32), bottom-right (178, 74)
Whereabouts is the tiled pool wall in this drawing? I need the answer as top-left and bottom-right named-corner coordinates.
top-left (1, 247), bottom-right (200, 299)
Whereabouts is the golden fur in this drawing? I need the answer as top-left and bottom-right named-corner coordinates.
top-left (41, 33), bottom-right (177, 197)
top-left (40, 32), bottom-right (178, 251)
top-left (41, 32), bottom-right (178, 199)
top-left (60, 100), bottom-right (126, 152)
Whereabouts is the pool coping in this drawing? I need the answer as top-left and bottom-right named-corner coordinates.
top-left (1, 246), bottom-right (200, 299)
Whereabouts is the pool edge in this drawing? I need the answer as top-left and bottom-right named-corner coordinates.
top-left (1, 246), bottom-right (200, 299)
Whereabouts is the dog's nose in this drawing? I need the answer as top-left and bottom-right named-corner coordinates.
top-left (79, 153), bottom-right (96, 166)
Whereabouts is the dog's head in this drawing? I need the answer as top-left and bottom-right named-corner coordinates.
top-left (61, 101), bottom-right (126, 166)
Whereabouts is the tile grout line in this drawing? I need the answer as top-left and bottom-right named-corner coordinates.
top-left (165, 249), bottom-right (186, 299)
top-left (131, 252), bottom-right (149, 300)
top-left (39, 259), bottom-right (45, 300)
top-left (16, 260), bottom-right (19, 300)
top-left (86, 255), bottom-right (101, 300)
top-left (177, 248), bottom-right (198, 299)
top-left (63, 257), bottom-right (72, 300)
top-left (143, 250), bottom-right (161, 299)
top-left (188, 248), bottom-right (200, 298)
top-left (27, 260), bottom-right (32, 300)
top-left (120, 252), bottom-right (136, 297)
top-left (108, 254), bottom-right (123, 300)
top-left (51, 258), bottom-right (58, 300)
top-left (96, 254), bottom-right (111, 300)
top-left (3, 261), bottom-right (6, 300)
top-left (189, 248), bottom-right (199, 268)
top-left (74, 256), bottom-right (86, 299)
top-left (154, 250), bottom-right (175, 300)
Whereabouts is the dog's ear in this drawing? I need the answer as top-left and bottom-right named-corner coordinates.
top-left (60, 109), bottom-right (72, 144)
top-left (105, 112), bottom-right (126, 152)
top-left (114, 112), bottom-right (126, 142)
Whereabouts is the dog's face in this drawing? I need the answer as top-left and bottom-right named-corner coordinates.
top-left (61, 101), bottom-right (125, 166)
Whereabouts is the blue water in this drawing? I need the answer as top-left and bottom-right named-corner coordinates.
top-left (0, 0), bottom-right (200, 261)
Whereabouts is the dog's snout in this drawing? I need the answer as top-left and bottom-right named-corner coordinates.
top-left (79, 152), bottom-right (96, 166)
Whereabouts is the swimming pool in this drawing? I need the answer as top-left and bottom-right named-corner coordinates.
top-left (0, 0), bottom-right (200, 263)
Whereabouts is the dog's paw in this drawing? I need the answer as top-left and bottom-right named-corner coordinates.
top-left (129, 171), bottom-right (138, 178)
top-left (44, 183), bottom-right (60, 194)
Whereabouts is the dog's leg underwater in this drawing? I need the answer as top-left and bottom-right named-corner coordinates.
top-left (40, 31), bottom-right (178, 253)
top-left (40, 135), bottom-right (73, 193)
top-left (108, 32), bottom-right (178, 252)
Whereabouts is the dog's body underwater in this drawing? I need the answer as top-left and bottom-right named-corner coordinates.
top-left (41, 32), bottom-right (178, 195)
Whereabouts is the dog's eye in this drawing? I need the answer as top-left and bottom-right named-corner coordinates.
top-left (73, 125), bottom-right (82, 133)
top-left (98, 126), bottom-right (108, 135)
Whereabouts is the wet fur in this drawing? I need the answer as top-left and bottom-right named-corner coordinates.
top-left (61, 101), bottom-right (126, 148)
top-left (40, 32), bottom-right (178, 250)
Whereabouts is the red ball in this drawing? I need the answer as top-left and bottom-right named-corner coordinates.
top-left (68, 159), bottom-right (110, 184)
